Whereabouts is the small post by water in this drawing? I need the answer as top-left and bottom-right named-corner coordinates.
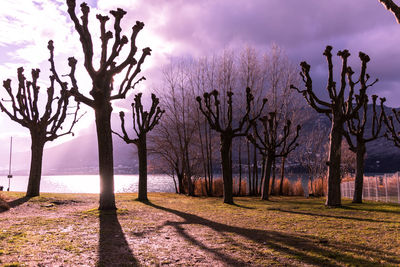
top-left (7, 137), bottom-right (13, 191)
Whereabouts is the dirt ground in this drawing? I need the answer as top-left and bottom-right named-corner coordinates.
top-left (0, 192), bottom-right (399, 266)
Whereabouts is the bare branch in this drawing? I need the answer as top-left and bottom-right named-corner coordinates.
top-left (379, 0), bottom-right (400, 24)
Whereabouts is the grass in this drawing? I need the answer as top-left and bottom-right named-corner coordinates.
top-left (0, 192), bottom-right (399, 266)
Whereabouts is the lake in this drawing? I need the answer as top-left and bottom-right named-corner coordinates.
top-left (0, 173), bottom-right (311, 194)
top-left (0, 174), bottom-right (176, 193)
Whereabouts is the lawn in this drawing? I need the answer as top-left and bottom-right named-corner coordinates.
top-left (0, 192), bottom-right (399, 266)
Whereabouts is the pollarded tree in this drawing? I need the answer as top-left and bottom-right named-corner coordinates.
top-left (343, 95), bottom-right (384, 203)
top-left (291, 46), bottom-right (377, 207)
top-left (114, 93), bottom-right (164, 201)
top-left (196, 88), bottom-right (267, 204)
top-left (379, 0), bottom-right (400, 23)
top-left (63, 1), bottom-right (151, 210)
top-left (381, 99), bottom-right (400, 149)
top-left (247, 112), bottom-right (300, 200)
top-left (0, 41), bottom-right (81, 198)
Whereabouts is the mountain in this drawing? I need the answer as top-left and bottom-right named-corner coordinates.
top-left (1, 104), bottom-right (400, 175)
top-left (298, 104), bottom-right (400, 173)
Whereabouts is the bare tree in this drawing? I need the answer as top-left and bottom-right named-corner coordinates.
top-left (0, 41), bottom-right (81, 197)
top-left (64, 1), bottom-right (151, 210)
top-left (197, 88), bottom-right (266, 203)
top-left (187, 57), bottom-right (218, 196)
top-left (156, 60), bottom-right (199, 196)
top-left (248, 112), bottom-right (300, 200)
top-left (291, 46), bottom-right (377, 207)
top-left (379, 0), bottom-right (400, 23)
top-left (381, 99), bottom-right (400, 153)
top-left (297, 122), bottom-right (329, 196)
top-left (114, 93), bottom-right (164, 201)
top-left (262, 45), bottom-right (302, 195)
top-left (343, 95), bottom-right (384, 203)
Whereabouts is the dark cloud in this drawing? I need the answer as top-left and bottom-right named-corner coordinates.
top-left (121, 0), bottom-right (400, 106)
top-left (62, 0), bottom-right (400, 107)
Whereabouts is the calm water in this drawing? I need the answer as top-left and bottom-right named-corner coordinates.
top-left (0, 174), bottom-right (176, 193)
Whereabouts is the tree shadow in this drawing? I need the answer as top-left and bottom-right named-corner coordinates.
top-left (231, 202), bottom-right (255, 209)
top-left (341, 204), bottom-right (400, 215)
top-left (143, 201), bottom-right (400, 266)
top-left (270, 208), bottom-right (398, 224)
top-left (0, 196), bottom-right (31, 213)
top-left (98, 210), bottom-right (138, 266)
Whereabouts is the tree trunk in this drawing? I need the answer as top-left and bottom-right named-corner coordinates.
top-left (246, 141), bottom-right (252, 195)
top-left (175, 168), bottom-right (185, 194)
top-left (352, 142), bottom-right (365, 203)
top-left (326, 117), bottom-right (343, 207)
top-left (26, 134), bottom-right (45, 197)
top-left (208, 124), bottom-right (214, 195)
top-left (137, 134), bottom-right (148, 201)
top-left (238, 139), bottom-right (242, 196)
top-left (172, 171), bottom-right (178, 194)
top-left (279, 156), bottom-right (286, 196)
top-left (261, 154), bottom-right (273, 200)
top-left (252, 142), bottom-right (257, 195)
top-left (259, 157), bottom-right (266, 195)
top-left (220, 135), bottom-right (233, 204)
top-left (270, 159), bottom-right (276, 195)
top-left (184, 147), bottom-right (194, 196)
top-left (95, 106), bottom-right (116, 210)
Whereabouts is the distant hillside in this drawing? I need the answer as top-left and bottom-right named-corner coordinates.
top-left (297, 104), bottom-right (400, 173)
top-left (1, 104), bottom-right (400, 175)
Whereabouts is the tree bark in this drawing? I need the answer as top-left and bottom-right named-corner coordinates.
top-left (252, 142), bottom-right (257, 195)
top-left (208, 124), bottom-right (214, 195)
top-left (221, 135), bottom-right (233, 204)
top-left (352, 142), bottom-right (365, 203)
top-left (137, 134), bottom-right (148, 201)
top-left (259, 157), bottom-right (266, 195)
top-left (270, 159), bottom-right (276, 195)
top-left (279, 156), bottom-right (286, 195)
top-left (95, 105), bottom-right (116, 210)
top-left (175, 168), bottom-right (185, 194)
top-left (246, 141), bottom-right (252, 195)
top-left (326, 117), bottom-right (343, 207)
top-left (238, 139), bottom-right (242, 196)
top-left (261, 154), bottom-right (273, 200)
top-left (26, 133), bottom-right (45, 198)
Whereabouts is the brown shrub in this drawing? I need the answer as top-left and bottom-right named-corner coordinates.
top-left (291, 179), bottom-right (305, 196)
top-left (233, 179), bottom-right (248, 196)
top-left (194, 176), bottom-right (309, 198)
top-left (212, 179), bottom-right (224, 197)
top-left (194, 178), bottom-right (247, 197)
top-left (309, 177), bottom-right (327, 197)
top-left (194, 178), bottom-right (224, 197)
top-left (194, 178), bottom-right (206, 196)
top-left (270, 178), bottom-right (291, 196)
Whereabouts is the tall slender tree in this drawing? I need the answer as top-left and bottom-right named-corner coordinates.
top-left (343, 95), bottom-right (384, 203)
top-left (63, 1), bottom-right (151, 210)
top-left (0, 41), bottom-right (81, 197)
top-left (247, 112), bottom-right (300, 200)
top-left (291, 46), bottom-right (377, 207)
top-left (114, 93), bottom-right (164, 201)
top-left (196, 88), bottom-right (266, 204)
top-left (297, 122), bottom-right (329, 196)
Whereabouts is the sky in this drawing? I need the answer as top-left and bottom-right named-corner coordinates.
top-left (0, 0), bottom-right (399, 153)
